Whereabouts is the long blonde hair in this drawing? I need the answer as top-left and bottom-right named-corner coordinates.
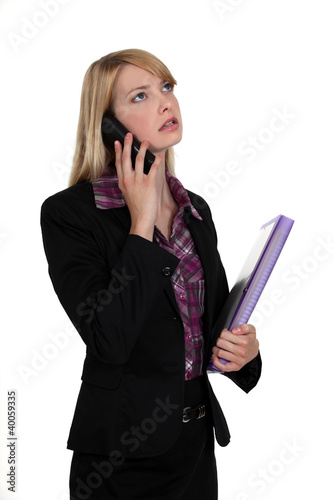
top-left (69, 49), bottom-right (177, 186)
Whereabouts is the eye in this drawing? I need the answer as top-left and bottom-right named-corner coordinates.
top-left (133, 92), bottom-right (146, 102)
top-left (162, 82), bottom-right (173, 92)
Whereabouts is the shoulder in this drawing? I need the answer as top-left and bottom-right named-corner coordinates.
top-left (186, 190), bottom-right (208, 208)
top-left (185, 189), bottom-right (219, 244)
top-left (40, 181), bottom-right (99, 230)
top-left (186, 190), bottom-right (214, 222)
top-left (41, 181), bottom-right (94, 215)
top-left (40, 180), bottom-right (129, 238)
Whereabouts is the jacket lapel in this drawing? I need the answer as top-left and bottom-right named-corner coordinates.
top-left (153, 205), bottom-right (219, 332)
top-left (182, 206), bottom-right (216, 345)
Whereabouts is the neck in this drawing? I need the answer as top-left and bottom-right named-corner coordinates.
top-left (155, 162), bottom-right (176, 217)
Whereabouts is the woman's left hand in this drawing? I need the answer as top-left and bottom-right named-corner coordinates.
top-left (212, 324), bottom-right (259, 372)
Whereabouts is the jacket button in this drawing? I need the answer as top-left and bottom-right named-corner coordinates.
top-left (162, 266), bottom-right (171, 277)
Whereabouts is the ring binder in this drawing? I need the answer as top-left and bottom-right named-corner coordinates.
top-left (207, 214), bottom-right (294, 373)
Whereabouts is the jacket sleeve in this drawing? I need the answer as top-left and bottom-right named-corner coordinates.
top-left (223, 353), bottom-right (262, 393)
top-left (40, 194), bottom-right (180, 366)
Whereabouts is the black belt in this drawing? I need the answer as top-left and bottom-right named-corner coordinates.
top-left (182, 403), bottom-right (206, 423)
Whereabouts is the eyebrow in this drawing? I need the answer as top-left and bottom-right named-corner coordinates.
top-left (126, 85), bottom-right (151, 98)
top-left (125, 80), bottom-right (169, 98)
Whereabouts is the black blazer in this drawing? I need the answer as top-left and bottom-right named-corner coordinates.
top-left (40, 179), bottom-right (261, 458)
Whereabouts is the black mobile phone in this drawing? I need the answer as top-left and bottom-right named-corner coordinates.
top-left (101, 113), bottom-right (155, 175)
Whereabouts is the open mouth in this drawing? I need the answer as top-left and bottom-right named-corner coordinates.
top-left (159, 118), bottom-right (178, 131)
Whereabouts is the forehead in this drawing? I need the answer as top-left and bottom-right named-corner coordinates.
top-left (113, 64), bottom-right (163, 99)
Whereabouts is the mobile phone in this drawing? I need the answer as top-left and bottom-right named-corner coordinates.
top-left (101, 113), bottom-right (155, 175)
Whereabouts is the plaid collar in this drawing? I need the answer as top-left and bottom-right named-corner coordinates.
top-left (92, 165), bottom-right (202, 221)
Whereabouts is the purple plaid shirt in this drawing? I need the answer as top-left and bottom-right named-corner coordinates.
top-left (92, 165), bottom-right (205, 380)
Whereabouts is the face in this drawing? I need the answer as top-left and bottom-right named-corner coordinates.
top-left (112, 64), bottom-right (183, 155)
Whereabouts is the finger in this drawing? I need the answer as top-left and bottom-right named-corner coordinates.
top-left (231, 323), bottom-right (256, 335)
top-left (216, 330), bottom-right (240, 354)
top-left (216, 332), bottom-right (251, 355)
top-left (211, 354), bottom-right (228, 372)
top-left (122, 133), bottom-right (134, 174)
top-left (215, 331), bottom-right (251, 359)
top-left (218, 328), bottom-right (238, 344)
top-left (149, 152), bottom-right (164, 176)
top-left (212, 354), bottom-right (240, 373)
top-left (114, 140), bottom-right (123, 181)
top-left (217, 328), bottom-right (229, 341)
top-left (212, 344), bottom-right (240, 363)
top-left (215, 335), bottom-right (232, 351)
top-left (134, 140), bottom-right (150, 176)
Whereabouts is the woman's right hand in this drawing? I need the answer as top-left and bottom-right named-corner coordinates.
top-left (114, 133), bottom-right (164, 241)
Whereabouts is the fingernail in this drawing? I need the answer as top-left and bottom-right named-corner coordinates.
top-left (125, 133), bottom-right (131, 140)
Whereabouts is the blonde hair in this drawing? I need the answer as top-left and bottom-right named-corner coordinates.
top-left (69, 49), bottom-right (177, 186)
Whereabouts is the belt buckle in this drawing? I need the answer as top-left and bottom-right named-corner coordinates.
top-left (197, 403), bottom-right (206, 419)
top-left (183, 406), bottom-right (191, 423)
top-left (182, 404), bottom-right (206, 423)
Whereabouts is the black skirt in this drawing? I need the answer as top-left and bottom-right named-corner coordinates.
top-left (69, 376), bottom-right (218, 500)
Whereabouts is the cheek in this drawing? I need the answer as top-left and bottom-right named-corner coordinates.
top-left (129, 117), bottom-right (150, 142)
top-left (114, 109), bottom-right (149, 139)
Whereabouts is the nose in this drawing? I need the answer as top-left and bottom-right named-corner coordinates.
top-left (158, 93), bottom-right (172, 114)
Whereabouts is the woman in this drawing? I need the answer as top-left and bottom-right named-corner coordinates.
top-left (41, 49), bottom-right (261, 500)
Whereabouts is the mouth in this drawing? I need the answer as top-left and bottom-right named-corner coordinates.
top-left (159, 117), bottom-right (179, 131)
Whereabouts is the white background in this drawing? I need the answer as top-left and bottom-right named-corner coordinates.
top-left (0, 0), bottom-right (332, 498)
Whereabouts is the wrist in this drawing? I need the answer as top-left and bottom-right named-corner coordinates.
top-left (129, 222), bottom-right (154, 241)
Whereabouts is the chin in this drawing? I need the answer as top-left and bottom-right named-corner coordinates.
top-left (164, 133), bottom-right (183, 150)
top-left (147, 128), bottom-right (182, 154)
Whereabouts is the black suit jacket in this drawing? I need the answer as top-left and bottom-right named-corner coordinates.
top-left (40, 179), bottom-right (261, 458)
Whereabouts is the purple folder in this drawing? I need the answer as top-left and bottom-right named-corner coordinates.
top-left (207, 214), bottom-right (294, 373)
